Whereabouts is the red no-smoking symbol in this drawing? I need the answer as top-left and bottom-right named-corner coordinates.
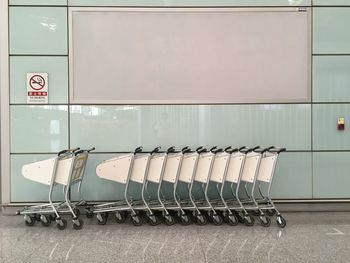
top-left (29, 75), bottom-right (45, 90)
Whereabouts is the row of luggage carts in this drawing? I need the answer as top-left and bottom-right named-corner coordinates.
top-left (17, 145), bottom-right (286, 230)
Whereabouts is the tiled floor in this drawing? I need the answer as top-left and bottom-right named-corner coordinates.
top-left (1, 211), bottom-right (350, 262)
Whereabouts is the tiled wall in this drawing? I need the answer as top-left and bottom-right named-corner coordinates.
top-left (6, 0), bottom-right (350, 202)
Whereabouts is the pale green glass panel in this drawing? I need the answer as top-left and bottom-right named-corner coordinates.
top-left (11, 105), bottom-right (69, 153)
top-left (313, 8), bottom-right (350, 54)
top-left (10, 7), bottom-right (67, 55)
top-left (69, 0), bottom-right (310, 6)
top-left (313, 152), bottom-right (350, 198)
top-left (10, 0), bottom-right (67, 5)
top-left (70, 104), bottom-right (311, 152)
top-left (314, 0), bottom-right (350, 5)
top-left (270, 152), bottom-right (312, 199)
top-left (10, 56), bottom-right (68, 104)
top-left (11, 154), bottom-right (65, 202)
top-left (313, 104), bottom-right (350, 150)
top-left (313, 56), bottom-right (350, 102)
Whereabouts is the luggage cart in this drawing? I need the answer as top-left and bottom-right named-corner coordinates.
top-left (93, 147), bottom-right (163, 226)
top-left (142, 146), bottom-right (183, 226)
top-left (254, 147), bottom-right (287, 228)
top-left (17, 147), bottom-right (95, 230)
top-left (155, 146), bottom-right (192, 225)
top-left (165, 146), bottom-right (207, 225)
top-left (204, 146), bottom-right (242, 226)
top-left (238, 147), bottom-right (274, 227)
top-left (91, 147), bottom-right (140, 223)
top-left (187, 146), bottom-right (224, 225)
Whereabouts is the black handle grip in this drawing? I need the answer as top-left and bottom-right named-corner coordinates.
top-left (74, 150), bottom-right (84, 156)
top-left (167, 146), bottom-right (176, 153)
top-left (226, 148), bottom-right (238, 154)
top-left (254, 147), bottom-right (270, 154)
top-left (239, 146), bottom-right (247, 151)
top-left (269, 147), bottom-right (286, 154)
top-left (240, 147), bottom-right (253, 154)
top-left (210, 146), bottom-right (218, 152)
top-left (182, 146), bottom-right (191, 154)
top-left (212, 148), bottom-right (223, 154)
top-left (196, 146), bottom-right (203, 152)
top-left (58, 147), bottom-right (80, 156)
top-left (151, 146), bottom-right (161, 155)
top-left (87, 147), bottom-right (95, 152)
top-left (224, 146), bottom-right (232, 151)
top-left (134, 146), bottom-right (143, 154)
top-left (197, 148), bottom-right (208, 154)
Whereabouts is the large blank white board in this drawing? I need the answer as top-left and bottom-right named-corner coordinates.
top-left (69, 7), bottom-right (310, 104)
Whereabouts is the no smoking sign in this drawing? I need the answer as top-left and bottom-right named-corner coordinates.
top-left (27, 73), bottom-right (48, 104)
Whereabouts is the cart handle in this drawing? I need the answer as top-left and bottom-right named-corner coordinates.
top-left (134, 146), bottom-right (143, 154)
top-left (151, 146), bottom-right (161, 155)
top-left (167, 146), bottom-right (176, 153)
top-left (269, 147), bottom-right (286, 154)
top-left (58, 148), bottom-right (80, 156)
top-left (195, 146), bottom-right (203, 152)
top-left (212, 148), bottom-right (223, 154)
top-left (226, 147), bottom-right (238, 154)
top-left (87, 147), bottom-right (95, 152)
top-left (197, 148), bottom-right (208, 154)
top-left (182, 146), bottom-right (191, 154)
top-left (254, 147), bottom-right (271, 154)
top-left (210, 146), bottom-right (218, 152)
top-left (240, 147), bottom-right (253, 154)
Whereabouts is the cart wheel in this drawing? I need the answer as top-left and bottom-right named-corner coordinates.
top-left (86, 210), bottom-right (94, 219)
top-left (24, 215), bottom-right (36, 227)
top-left (164, 214), bottom-right (175, 226)
top-left (234, 211), bottom-right (245, 224)
top-left (196, 214), bottom-right (208, 226)
top-left (266, 209), bottom-right (276, 217)
top-left (49, 214), bottom-right (57, 221)
top-left (56, 219), bottom-right (67, 230)
top-left (40, 215), bottom-right (51, 227)
top-left (226, 214), bottom-right (239, 226)
top-left (115, 211), bottom-right (127, 224)
top-left (97, 213), bottom-right (108, 225)
top-left (259, 216), bottom-right (271, 227)
top-left (73, 218), bottom-right (84, 230)
top-left (131, 215), bottom-right (143, 226)
top-left (34, 214), bottom-right (41, 222)
top-left (276, 215), bottom-right (286, 228)
top-left (73, 208), bottom-right (81, 217)
top-left (250, 210), bottom-right (260, 216)
top-left (180, 214), bottom-right (191, 226)
top-left (244, 215), bottom-right (255, 227)
top-left (212, 214), bottom-right (223, 226)
top-left (149, 215), bottom-right (160, 226)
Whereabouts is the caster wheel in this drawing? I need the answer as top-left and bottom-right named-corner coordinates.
top-left (56, 219), bottom-right (67, 230)
top-left (115, 211), bottom-right (127, 224)
top-left (73, 208), bottom-right (81, 217)
top-left (131, 215), bottom-right (143, 226)
top-left (73, 218), bottom-right (84, 230)
top-left (24, 215), bottom-right (36, 227)
top-left (266, 209), bottom-right (276, 217)
top-left (40, 215), bottom-right (51, 227)
top-left (86, 210), bottom-right (94, 219)
top-left (244, 215), bottom-right (255, 227)
top-left (212, 214), bottom-right (223, 226)
top-left (196, 214), bottom-right (208, 226)
top-left (34, 214), bottom-right (41, 222)
top-left (180, 214), bottom-right (191, 226)
top-left (97, 213), bottom-right (108, 225)
top-left (276, 215), bottom-right (286, 228)
top-left (250, 210), bottom-right (260, 216)
top-left (259, 216), bottom-right (271, 227)
top-left (149, 215), bottom-right (160, 226)
top-left (164, 215), bottom-right (175, 226)
top-left (226, 214), bottom-right (239, 226)
top-left (234, 211), bottom-right (245, 224)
